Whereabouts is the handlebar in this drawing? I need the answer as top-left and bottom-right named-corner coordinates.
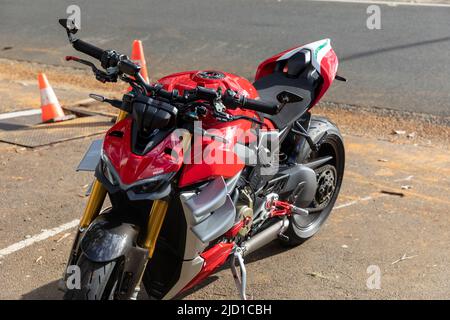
top-left (141, 84), bottom-right (280, 115)
top-left (222, 92), bottom-right (280, 115)
top-left (72, 39), bottom-right (104, 60)
top-left (64, 29), bottom-right (281, 116)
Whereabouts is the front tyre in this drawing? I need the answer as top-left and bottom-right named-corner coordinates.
top-left (63, 256), bottom-right (120, 300)
top-left (282, 129), bottom-right (345, 246)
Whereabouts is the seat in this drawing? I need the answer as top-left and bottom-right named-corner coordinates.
top-left (253, 50), bottom-right (319, 129)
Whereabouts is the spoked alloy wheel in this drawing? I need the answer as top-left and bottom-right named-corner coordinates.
top-left (282, 133), bottom-right (345, 245)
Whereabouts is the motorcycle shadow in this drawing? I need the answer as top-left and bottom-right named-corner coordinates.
top-left (21, 240), bottom-right (295, 300)
top-left (21, 280), bottom-right (63, 300)
top-left (177, 240), bottom-right (296, 299)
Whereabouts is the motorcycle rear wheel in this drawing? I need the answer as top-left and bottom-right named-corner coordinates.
top-left (281, 132), bottom-right (345, 246)
top-left (63, 256), bottom-right (119, 300)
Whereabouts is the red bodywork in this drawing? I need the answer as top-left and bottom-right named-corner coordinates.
top-left (103, 70), bottom-right (274, 188)
top-left (315, 49), bottom-right (338, 105)
top-left (103, 118), bottom-right (186, 185)
top-left (181, 242), bottom-right (234, 293)
top-left (160, 71), bottom-right (277, 187)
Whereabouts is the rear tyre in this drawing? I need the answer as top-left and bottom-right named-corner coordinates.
top-left (63, 255), bottom-right (119, 300)
top-left (281, 131), bottom-right (345, 246)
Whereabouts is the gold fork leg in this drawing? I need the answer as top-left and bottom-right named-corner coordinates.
top-left (79, 180), bottom-right (107, 229)
top-left (142, 200), bottom-right (169, 258)
top-left (78, 109), bottom-right (129, 229)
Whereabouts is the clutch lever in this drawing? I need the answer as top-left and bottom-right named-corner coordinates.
top-left (65, 55), bottom-right (97, 70)
top-left (89, 93), bottom-right (132, 112)
top-left (89, 94), bottom-right (124, 109)
top-left (65, 56), bottom-right (118, 83)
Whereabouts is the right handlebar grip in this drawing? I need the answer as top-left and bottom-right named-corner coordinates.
top-left (242, 98), bottom-right (280, 115)
top-left (72, 39), bottom-right (104, 60)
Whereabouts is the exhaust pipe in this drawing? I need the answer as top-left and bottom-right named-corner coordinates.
top-left (242, 219), bottom-right (289, 257)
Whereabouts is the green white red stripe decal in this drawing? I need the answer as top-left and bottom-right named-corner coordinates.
top-left (277, 38), bottom-right (332, 76)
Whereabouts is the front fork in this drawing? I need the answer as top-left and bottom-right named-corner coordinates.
top-left (78, 109), bottom-right (129, 228)
top-left (78, 182), bottom-right (169, 255)
top-left (61, 110), bottom-right (170, 297)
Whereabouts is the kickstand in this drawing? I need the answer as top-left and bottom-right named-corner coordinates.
top-left (230, 248), bottom-right (249, 300)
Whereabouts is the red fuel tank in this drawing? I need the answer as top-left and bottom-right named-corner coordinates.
top-left (157, 70), bottom-right (259, 99)
top-left (157, 70), bottom-right (264, 187)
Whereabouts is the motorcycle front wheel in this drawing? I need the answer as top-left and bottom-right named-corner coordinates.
top-left (63, 256), bottom-right (120, 300)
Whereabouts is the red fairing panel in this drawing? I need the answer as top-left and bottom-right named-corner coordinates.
top-left (103, 117), bottom-right (185, 185)
top-left (178, 119), bottom-right (252, 188)
top-left (315, 48), bottom-right (338, 105)
top-left (181, 242), bottom-right (234, 293)
top-left (254, 45), bottom-right (302, 81)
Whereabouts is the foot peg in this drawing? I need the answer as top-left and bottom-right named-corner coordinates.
top-left (230, 247), bottom-right (249, 300)
top-left (291, 205), bottom-right (309, 217)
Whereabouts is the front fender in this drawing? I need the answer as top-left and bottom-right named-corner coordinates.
top-left (80, 213), bottom-right (141, 263)
top-left (78, 211), bottom-right (149, 299)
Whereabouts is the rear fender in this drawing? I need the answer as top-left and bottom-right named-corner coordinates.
top-left (296, 116), bottom-right (343, 163)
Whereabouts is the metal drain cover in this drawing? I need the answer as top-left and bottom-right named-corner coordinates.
top-left (0, 110), bottom-right (42, 131)
top-left (0, 115), bottom-right (113, 148)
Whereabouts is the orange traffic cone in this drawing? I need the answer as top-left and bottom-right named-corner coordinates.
top-left (38, 73), bottom-right (72, 123)
top-left (128, 40), bottom-right (149, 92)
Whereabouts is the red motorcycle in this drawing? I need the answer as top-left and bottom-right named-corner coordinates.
top-left (59, 19), bottom-right (345, 300)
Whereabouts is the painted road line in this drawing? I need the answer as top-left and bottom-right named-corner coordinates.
top-left (0, 109), bottom-right (41, 120)
top-left (0, 194), bottom-right (382, 258)
top-left (308, 0), bottom-right (450, 8)
top-left (334, 195), bottom-right (382, 210)
top-left (0, 219), bottom-right (79, 259)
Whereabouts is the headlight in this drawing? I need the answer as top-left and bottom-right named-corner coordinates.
top-left (127, 173), bottom-right (175, 199)
top-left (129, 180), bottom-right (164, 194)
top-left (99, 150), bottom-right (174, 198)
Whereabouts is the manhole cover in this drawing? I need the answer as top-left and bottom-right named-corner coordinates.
top-left (0, 115), bottom-right (113, 148)
top-left (0, 110), bottom-right (42, 131)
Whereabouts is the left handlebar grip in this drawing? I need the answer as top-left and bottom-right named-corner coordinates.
top-left (118, 59), bottom-right (141, 76)
top-left (72, 39), bottom-right (104, 60)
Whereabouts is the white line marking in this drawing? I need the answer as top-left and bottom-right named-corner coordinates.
top-left (334, 195), bottom-right (379, 210)
top-left (0, 219), bottom-right (79, 259)
top-left (309, 0), bottom-right (450, 8)
top-left (335, 199), bottom-right (359, 209)
top-left (0, 109), bottom-right (41, 120)
top-left (394, 175), bottom-right (414, 182)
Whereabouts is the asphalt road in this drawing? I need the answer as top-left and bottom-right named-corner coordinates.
top-left (0, 0), bottom-right (449, 116)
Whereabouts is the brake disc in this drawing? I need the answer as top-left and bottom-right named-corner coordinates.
top-left (312, 164), bottom-right (337, 211)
